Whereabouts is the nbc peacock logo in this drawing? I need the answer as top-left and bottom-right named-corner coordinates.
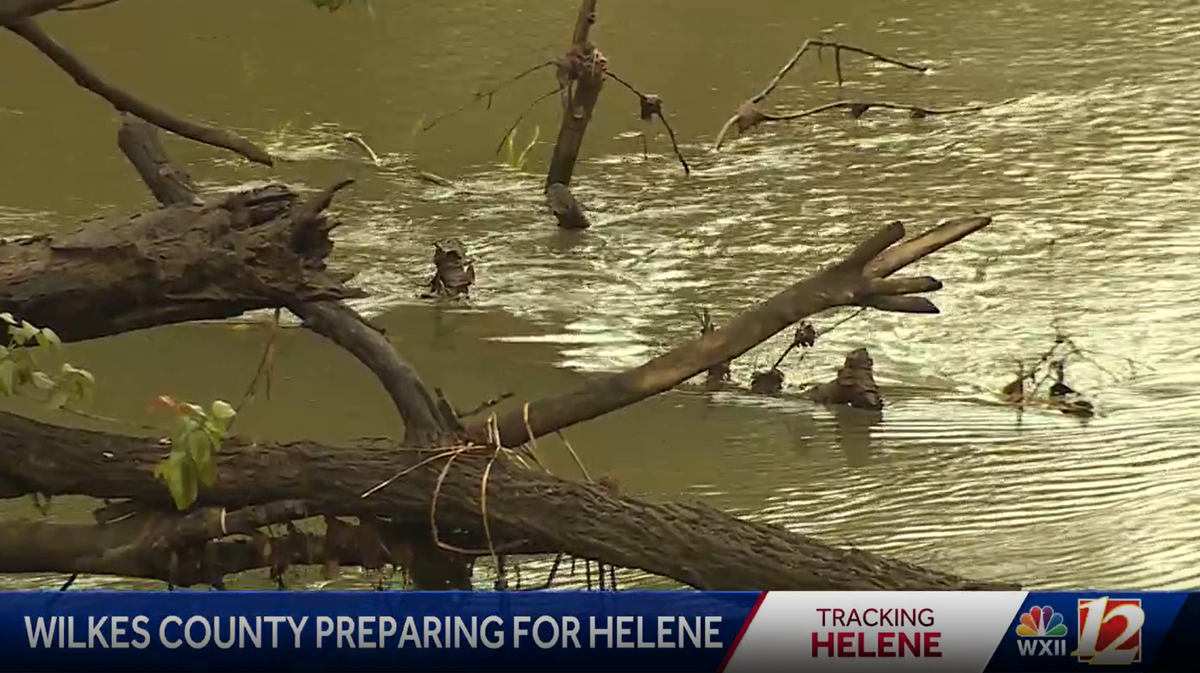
top-left (1015, 606), bottom-right (1069, 657)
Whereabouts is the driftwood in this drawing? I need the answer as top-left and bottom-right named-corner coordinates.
top-left (422, 239), bottom-right (475, 300)
top-left (713, 39), bottom-right (1011, 151)
top-left (0, 182), bottom-right (358, 343)
top-left (544, 0), bottom-right (603, 230)
top-left (804, 347), bottom-right (883, 410)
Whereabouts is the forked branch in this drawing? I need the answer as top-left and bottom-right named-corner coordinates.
top-left (713, 38), bottom-right (1010, 150)
top-left (464, 215), bottom-right (994, 446)
top-left (748, 39), bottom-right (929, 106)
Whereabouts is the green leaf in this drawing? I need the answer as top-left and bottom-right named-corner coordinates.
top-left (154, 453), bottom-right (199, 510)
top-left (180, 402), bottom-right (206, 419)
top-left (183, 428), bottom-right (214, 468)
top-left (34, 328), bottom-right (61, 350)
top-left (196, 446), bottom-right (217, 488)
top-left (211, 400), bottom-right (237, 421)
top-left (46, 389), bottom-right (71, 411)
top-left (30, 371), bottom-right (55, 391)
top-left (0, 360), bottom-right (13, 396)
top-left (0, 313), bottom-right (15, 326)
top-left (9, 320), bottom-right (39, 345)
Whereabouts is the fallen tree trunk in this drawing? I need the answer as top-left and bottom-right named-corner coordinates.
top-left (0, 410), bottom-right (1016, 591)
top-left (0, 183), bottom-right (360, 342)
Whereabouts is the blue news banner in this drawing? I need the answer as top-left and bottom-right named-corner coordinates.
top-left (0, 590), bottom-right (1197, 672)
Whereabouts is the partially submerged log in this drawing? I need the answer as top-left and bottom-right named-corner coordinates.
top-left (0, 410), bottom-right (1015, 591)
top-left (804, 347), bottom-right (883, 410)
top-left (422, 239), bottom-right (475, 300)
top-left (544, 0), bottom-right (603, 230)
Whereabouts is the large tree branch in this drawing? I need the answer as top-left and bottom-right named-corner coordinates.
top-left (113, 118), bottom-right (456, 449)
top-left (464, 216), bottom-right (993, 447)
top-left (0, 183), bottom-right (360, 342)
top-left (3, 18), bottom-right (273, 166)
top-left (0, 410), bottom-right (1016, 591)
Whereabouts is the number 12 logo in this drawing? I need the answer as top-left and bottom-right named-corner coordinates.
top-left (1072, 597), bottom-right (1144, 665)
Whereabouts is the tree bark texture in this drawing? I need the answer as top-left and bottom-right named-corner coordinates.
top-left (0, 410), bottom-right (1016, 591)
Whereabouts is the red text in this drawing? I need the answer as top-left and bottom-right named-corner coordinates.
top-left (811, 631), bottom-right (942, 658)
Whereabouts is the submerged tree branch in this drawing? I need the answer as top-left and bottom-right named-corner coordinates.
top-left (3, 18), bottom-right (273, 165)
top-left (749, 39), bottom-right (929, 106)
top-left (464, 215), bottom-right (993, 447)
top-left (604, 70), bottom-right (689, 175)
top-left (714, 98), bottom-right (1017, 150)
top-left (713, 39), bottom-right (1011, 150)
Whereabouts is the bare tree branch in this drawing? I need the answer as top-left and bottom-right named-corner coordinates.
top-left (422, 61), bottom-right (558, 133)
top-left (464, 215), bottom-right (994, 447)
top-left (56, 0), bottom-right (122, 11)
top-left (604, 70), bottom-right (689, 175)
top-left (3, 18), bottom-right (273, 165)
top-left (750, 39), bottom-right (929, 106)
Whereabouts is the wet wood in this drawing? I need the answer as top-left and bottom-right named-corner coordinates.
top-left (463, 216), bottom-right (993, 447)
top-left (116, 115), bottom-right (201, 207)
top-left (804, 348), bottom-right (884, 410)
top-left (3, 16), bottom-right (272, 165)
top-left (0, 184), bottom-right (360, 343)
top-left (0, 409), bottom-right (1016, 591)
top-left (544, 0), bottom-right (602, 229)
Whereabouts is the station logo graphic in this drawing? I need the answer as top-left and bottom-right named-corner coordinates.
top-left (1071, 597), bottom-right (1143, 665)
top-left (1015, 605), bottom-right (1068, 657)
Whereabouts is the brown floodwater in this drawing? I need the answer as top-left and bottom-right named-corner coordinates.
top-left (2, 0), bottom-right (1199, 591)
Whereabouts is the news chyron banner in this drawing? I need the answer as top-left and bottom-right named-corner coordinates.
top-left (0, 591), bottom-right (1197, 672)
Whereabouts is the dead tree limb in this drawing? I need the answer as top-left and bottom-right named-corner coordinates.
top-left (0, 512), bottom-right (397, 588)
top-left (421, 61), bottom-right (558, 133)
top-left (117, 114), bottom-right (202, 207)
top-left (604, 70), bottom-right (689, 175)
top-left (112, 120), bottom-right (456, 450)
top-left (0, 184), bottom-right (359, 342)
top-left (714, 98), bottom-right (1016, 150)
top-left (0, 410), bottom-right (1017, 591)
top-left (544, 0), bottom-right (603, 229)
top-left (464, 216), bottom-right (993, 447)
top-left (748, 40), bottom-right (929, 107)
top-left (494, 86), bottom-right (563, 156)
top-left (3, 17), bottom-right (273, 166)
top-left (713, 39), bottom-right (1009, 150)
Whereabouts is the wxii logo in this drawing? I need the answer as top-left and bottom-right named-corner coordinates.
top-left (1015, 605), bottom-right (1068, 657)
